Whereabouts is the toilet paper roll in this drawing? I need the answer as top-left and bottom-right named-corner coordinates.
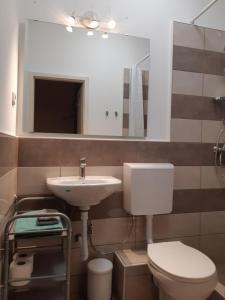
top-left (13, 252), bottom-right (34, 271)
top-left (9, 260), bottom-right (33, 286)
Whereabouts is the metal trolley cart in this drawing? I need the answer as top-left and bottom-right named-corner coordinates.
top-left (1, 197), bottom-right (72, 300)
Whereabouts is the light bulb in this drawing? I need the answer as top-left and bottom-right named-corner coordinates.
top-left (87, 30), bottom-right (94, 36)
top-left (102, 32), bottom-right (109, 39)
top-left (88, 20), bottom-right (99, 29)
top-left (66, 26), bottom-right (73, 33)
top-left (108, 19), bottom-right (116, 29)
top-left (68, 16), bottom-right (75, 25)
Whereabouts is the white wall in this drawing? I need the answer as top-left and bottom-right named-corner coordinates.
top-left (17, 0), bottom-right (225, 140)
top-left (22, 21), bottom-right (149, 136)
top-left (0, 0), bottom-right (19, 136)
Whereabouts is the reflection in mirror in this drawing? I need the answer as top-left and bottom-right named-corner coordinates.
top-left (22, 20), bottom-right (150, 138)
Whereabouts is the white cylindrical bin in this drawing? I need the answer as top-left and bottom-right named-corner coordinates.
top-left (88, 258), bottom-right (113, 300)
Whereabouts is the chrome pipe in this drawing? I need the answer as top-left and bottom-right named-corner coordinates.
top-left (191, 0), bottom-right (220, 24)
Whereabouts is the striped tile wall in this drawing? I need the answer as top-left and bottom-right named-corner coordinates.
top-left (122, 68), bottom-right (149, 136)
top-left (171, 21), bottom-right (225, 205)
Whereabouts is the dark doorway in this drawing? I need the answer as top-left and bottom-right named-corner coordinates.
top-left (34, 78), bottom-right (84, 134)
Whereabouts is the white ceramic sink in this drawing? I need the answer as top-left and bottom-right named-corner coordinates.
top-left (46, 176), bottom-right (122, 210)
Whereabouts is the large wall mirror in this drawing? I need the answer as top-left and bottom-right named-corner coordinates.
top-left (21, 20), bottom-right (150, 138)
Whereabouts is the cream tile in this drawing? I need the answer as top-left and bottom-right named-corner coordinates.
top-left (123, 99), bottom-right (129, 114)
top-left (205, 28), bottom-right (225, 53)
top-left (17, 167), bottom-right (60, 195)
top-left (171, 118), bottom-right (202, 142)
top-left (124, 68), bottom-right (130, 84)
top-left (91, 217), bottom-right (135, 245)
top-left (173, 22), bottom-right (205, 49)
top-left (201, 166), bottom-right (225, 189)
top-left (174, 166), bottom-right (201, 190)
top-left (200, 233), bottom-right (225, 264)
top-left (154, 213), bottom-right (201, 239)
top-left (203, 74), bottom-right (225, 98)
top-left (172, 70), bottom-right (203, 96)
top-left (144, 100), bottom-right (148, 115)
top-left (202, 120), bottom-right (225, 144)
top-left (0, 168), bottom-right (17, 215)
top-left (61, 166), bottom-right (123, 180)
top-left (201, 211), bottom-right (225, 235)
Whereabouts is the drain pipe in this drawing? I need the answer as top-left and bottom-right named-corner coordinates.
top-left (146, 215), bottom-right (154, 244)
top-left (79, 211), bottom-right (89, 261)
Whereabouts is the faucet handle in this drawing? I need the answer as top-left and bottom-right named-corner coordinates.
top-left (80, 157), bottom-right (86, 165)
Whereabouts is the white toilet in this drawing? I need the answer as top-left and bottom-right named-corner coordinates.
top-left (123, 163), bottom-right (218, 300)
top-left (148, 241), bottom-right (217, 300)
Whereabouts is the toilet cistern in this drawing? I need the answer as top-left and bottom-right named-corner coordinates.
top-left (79, 157), bottom-right (86, 179)
top-left (123, 163), bottom-right (174, 243)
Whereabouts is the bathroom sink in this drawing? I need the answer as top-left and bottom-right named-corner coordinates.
top-left (46, 176), bottom-right (122, 210)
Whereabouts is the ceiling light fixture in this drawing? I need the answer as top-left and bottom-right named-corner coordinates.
top-left (66, 10), bottom-right (117, 36)
top-left (102, 32), bottom-right (109, 39)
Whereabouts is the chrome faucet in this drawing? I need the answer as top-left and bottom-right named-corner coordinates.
top-left (79, 157), bottom-right (86, 179)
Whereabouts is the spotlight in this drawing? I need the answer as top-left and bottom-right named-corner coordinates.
top-left (66, 26), bottom-right (73, 33)
top-left (87, 30), bottom-right (94, 36)
top-left (107, 19), bottom-right (116, 29)
top-left (102, 32), bottom-right (109, 39)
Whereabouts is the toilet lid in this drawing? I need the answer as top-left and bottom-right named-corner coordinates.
top-left (148, 242), bottom-right (216, 282)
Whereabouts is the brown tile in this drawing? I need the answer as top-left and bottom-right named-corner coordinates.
top-left (136, 142), bottom-right (214, 166)
top-left (173, 46), bottom-right (225, 76)
top-left (173, 45), bottom-right (205, 73)
top-left (125, 274), bottom-right (157, 300)
top-left (123, 83), bottom-right (129, 99)
top-left (18, 138), bottom-right (61, 167)
top-left (123, 114), bottom-right (147, 130)
top-left (204, 50), bottom-right (225, 76)
top-left (172, 94), bottom-right (225, 120)
top-left (0, 134), bottom-right (18, 173)
top-left (173, 189), bottom-right (225, 213)
top-left (124, 83), bottom-right (148, 100)
top-left (123, 114), bottom-right (129, 129)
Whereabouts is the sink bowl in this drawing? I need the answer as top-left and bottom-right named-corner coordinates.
top-left (46, 176), bottom-right (122, 210)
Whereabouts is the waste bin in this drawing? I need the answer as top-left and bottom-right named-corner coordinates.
top-left (88, 258), bottom-right (113, 300)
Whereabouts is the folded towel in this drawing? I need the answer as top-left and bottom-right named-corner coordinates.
top-left (14, 210), bottom-right (63, 238)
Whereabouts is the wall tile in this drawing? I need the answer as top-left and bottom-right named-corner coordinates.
top-left (173, 22), bottom-right (204, 49)
top-left (173, 189), bottom-right (225, 214)
top-left (173, 46), bottom-right (205, 73)
top-left (172, 70), bottom-right (203, 96)
top-left (201, 211), bottom-right (225, 235)
top-left (205, 28), bottom-right (225, 53)
top-left (200, 233), bottom-right (225, 264)
top-left (90, 217), bottom-right (135, 246)
top-left (171, 94), bottom-right (225, 121)
top-left (17, 167), bottom-right (60, 195)
top-left (171, 118), bottom-right (202, 142)
top-left (0, 168), bottom-right (17, 215)
top-left (136, 213), bottom-right (201, 241)
top-left (153, 213), bottom-right (201, 239)
top-left (174, 166), bottom-right (201, 190)
top-left (203, 74), bottom-right (225, 98)
top-left (201, 166), bottom-right (225, 189)
top-left (202, 120), bottom-right (225, 143)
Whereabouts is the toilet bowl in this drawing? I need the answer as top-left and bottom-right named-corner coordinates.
top-left (148, 241), bottom-right (217, 300)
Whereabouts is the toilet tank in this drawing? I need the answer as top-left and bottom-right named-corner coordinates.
top-left (123, 163), bottom-right (174, 215)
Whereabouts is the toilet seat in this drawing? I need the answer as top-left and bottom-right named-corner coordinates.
top-left (148, 241), bottom-right (216, 283)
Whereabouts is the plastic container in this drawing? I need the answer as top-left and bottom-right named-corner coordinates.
top-left (88, 258), bottom-right (113, 300)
